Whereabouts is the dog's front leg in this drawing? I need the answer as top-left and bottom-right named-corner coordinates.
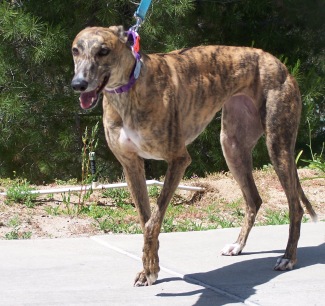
top-left (134, 152), bottom-right (191, 286)
top-left (119, 154), bottom-right (151, 229)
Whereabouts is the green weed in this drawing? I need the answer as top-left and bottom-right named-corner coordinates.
top-left (260, 210), bottom-right (309, 226)
top-left (54, 178), bottom-right (78, 185)
top-left (5, 230), bottom-right (19, 240)
top-left (4, 215), bottom-right (32, 240)
top-left (148, 185), bottom-right (160, 198)
top-left (94, 216), bottom-right (141, 234)
top-left (297, 119), bottom-right (325, 180)
top-left (44, 205), bottom-right (61, 216)
top-left (102, 188), bottom-right (131, 208)
top-left (161, 217), bottom-right (177, 232)
top-left (263, 210), bottom-right (290, 225)
top-left (78, 122), bottom-right (99, 208)
top-left (5, 178), bottom-right (37, 208)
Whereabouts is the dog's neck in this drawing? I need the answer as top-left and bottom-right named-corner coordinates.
top-left (104, 34), bottom-right (142, 94)
top-left (104, 58), bottom-right (141, 94)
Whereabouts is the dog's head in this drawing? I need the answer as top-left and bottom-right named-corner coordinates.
top-left (71, 26), bottom-right (131, 109)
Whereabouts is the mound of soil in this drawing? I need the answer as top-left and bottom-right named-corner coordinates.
top-left (0, 169), bottom-right (324, 239)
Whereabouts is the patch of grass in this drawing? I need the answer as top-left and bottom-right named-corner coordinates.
top-left (0, 177), bottom-right (14, 188)
top-left (213, 216), bottom-right (237, 228)
top-left (102, 188), bottom-right (131, 208)
top-left (297, 120), bottom-right (325, 180)
top-left (161, 216), bottom-right (177, 232)
top-left (54, 178), bottom-right (78, 185)
top-left (94, 215), bottom-right (141, 234)
top-left (263, 209), bottom-right (290, 225)
top-left (148, 185), bottom-right (160, 198)
top-left (4, 215), bottom-right (32, 240)
top-left (258, 209), bottom-right (309, 226)
top-left (8, 215), bottom-right (20, 228)
top-left (5, 230), bottom-right (19, 240)
top-left (44, 205), bottom-right (61, 216)
top-left (204, 201), bottom-right (242, 228)
top-left (77, 201), bottom-right (140, 234)
top-left (62, 202), bottom-right (79, 217)
top-left (262, 164), bottom-right (274, 172)
top-left (226, 199), bottom-right (245, 220)
top-left (5, 178), bottom-right (38, 208)
top-left (46, 193), bottom-right (54, 200)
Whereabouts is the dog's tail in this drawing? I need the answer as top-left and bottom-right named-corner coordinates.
top-left (296, 172), bottom-right (318, 222)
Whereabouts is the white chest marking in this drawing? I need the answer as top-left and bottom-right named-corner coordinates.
top-left (119, 127), bottom-right (163, 160)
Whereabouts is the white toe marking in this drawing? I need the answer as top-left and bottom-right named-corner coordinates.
top-left (146, 273), bottom-right (158, 286)
top-left (274, 257), bottom-right (294, 270)
top-left (221, 243), bottom-right (242, 256)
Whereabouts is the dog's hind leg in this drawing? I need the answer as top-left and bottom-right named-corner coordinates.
top-left (266, 141), bottom-right (303, 270)
top-left (220, 95), bottom-right (264, 256)
top-left (264, 79), bottom-right (314, 270)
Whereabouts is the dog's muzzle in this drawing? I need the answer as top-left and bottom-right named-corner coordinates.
top-left (71, 75), bottom-right (109, 110)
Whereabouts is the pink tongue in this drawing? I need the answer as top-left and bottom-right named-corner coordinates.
top-left (79, 90), bottom-right (97, 109)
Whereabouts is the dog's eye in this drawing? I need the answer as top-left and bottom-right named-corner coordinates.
top-left (72, 47), bottom-right (79, 56)
top-left (98, 47), bottom-right (110, 56)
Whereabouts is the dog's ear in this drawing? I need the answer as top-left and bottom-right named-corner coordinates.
top-left (108, 25), bottom-right (127, 43)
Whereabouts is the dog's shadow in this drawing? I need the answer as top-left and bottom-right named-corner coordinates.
top-left (156, 243), bottom-right (325, 305)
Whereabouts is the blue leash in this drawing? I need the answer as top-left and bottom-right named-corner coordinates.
top-left (132, 0), bottom-right (152, 31)
top-left (134, 0), bottom-right (152, 23)
top-left (107, 0), bottom-right (152, 94)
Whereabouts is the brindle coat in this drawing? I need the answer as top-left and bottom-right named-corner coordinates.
top-left (71, 26), bottom-right (317, 286)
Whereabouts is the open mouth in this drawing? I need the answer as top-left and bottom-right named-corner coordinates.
top-left (79, 75), bottom-right (109, 110)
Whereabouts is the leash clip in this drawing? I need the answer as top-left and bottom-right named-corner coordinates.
top-left (131, 17), bottom-right (143, 33)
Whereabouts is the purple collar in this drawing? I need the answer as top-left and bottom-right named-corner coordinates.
top-left (105, 63), bottom-right (137, 94)
top-left (104, 30), bottom-right (141, 95)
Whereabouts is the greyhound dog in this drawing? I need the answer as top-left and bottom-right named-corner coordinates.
top-left (71, 26), bottom-right (317, 286)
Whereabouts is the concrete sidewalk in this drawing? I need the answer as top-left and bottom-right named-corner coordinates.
top-left (0, 222), bottom-right (324, 305)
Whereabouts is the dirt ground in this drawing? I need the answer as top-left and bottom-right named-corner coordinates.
top-left (0, 168), bottom-right (324, 239)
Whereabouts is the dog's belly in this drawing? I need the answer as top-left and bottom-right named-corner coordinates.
top-left (119, 127), bottom-right (164, 160)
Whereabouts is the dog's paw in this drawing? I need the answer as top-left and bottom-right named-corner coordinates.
top-left (274, 257), bottom-right (296, 271)
top-left (134, 271), bottom-right (158, 287)
top-left (221, 243), bottom-right (242, 256)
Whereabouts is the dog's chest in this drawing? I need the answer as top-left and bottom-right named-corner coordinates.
top-left (119, 126), bottom-right (163, 160)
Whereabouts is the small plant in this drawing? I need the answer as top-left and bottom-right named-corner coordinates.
top-left (262, 164), bottom-right (273, 172)
top-left (60, 191), bottom-right (79, 216)
top-left (215, 216), bottom-right (236, 228)
top-left (102, 188), bottom-right (131, 208)
top-left (302, 142), bottom-right (325, 179)
top-left (8, 215), bottom-right (20, 228)
top-left (161, 216), bottom-right (176, 232)
top-left (180, 220), bottom-right (206, 231)
top-left (79, 122), bottom-right (99, 209)
top-left (5, 178), bottom-right (37, 207)
top-left (44, 205), bottom-right (61, 216)
top-left (4, 215), bottom-right (32, 240)
top-left (94, 217), bottom-right (117, 233)
top-left (296, 119), bottom-right (325, 180)
top-left (54, 178), bottom-right (78, 185)
top-left (263, 210), bottom-right (290, 225)
top-left (5, 230), bottom-right (19, 240)
top-left (94, 216), bottom-right (141, 234)
top-left (148, 185), bottom-right (160, 198)
top-left (260, 209), bottom-right (309, 226)
top-left (47, 193), bottom-right (54, 200)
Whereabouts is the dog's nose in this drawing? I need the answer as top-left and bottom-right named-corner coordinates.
top-left (71, 78), bottom-right (88, 92)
